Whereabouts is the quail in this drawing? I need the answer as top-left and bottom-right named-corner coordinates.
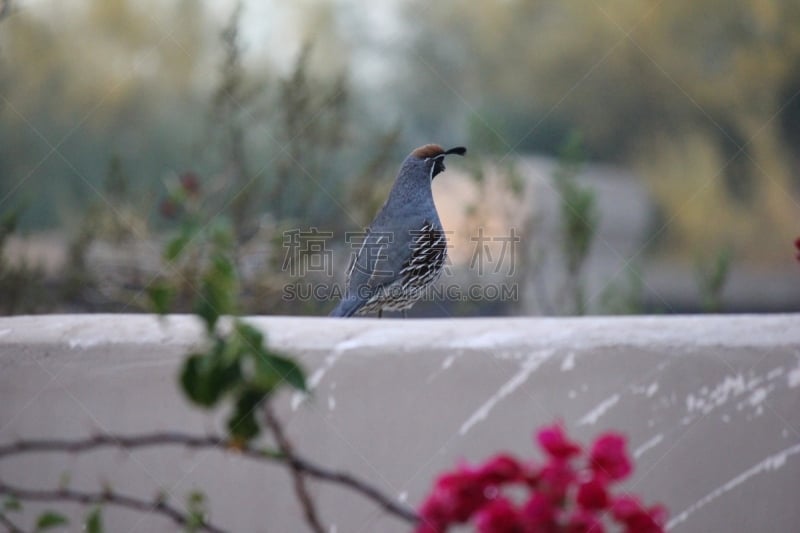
top-left (329, 144), bottom-right (467, 317)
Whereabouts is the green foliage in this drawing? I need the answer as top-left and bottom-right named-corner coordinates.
top-left (35, 511), bottom-right (69, 530)
top-left (165, 229), bottom-right (194, 262)
top-left (600, 264), bottom-right (645, 315)
top-left (147, 282), bottom-right (174, 316)
top-left (403, 0), bottom-right (800, 264)
top-left (180, 347), bottom-right (241, 408)
top-left (152, 199), bottom-right (306, 442)
top-left (194, 250), bottom-right (237, 331)
top-left (0, 210), bottom-right (17, 246)
top-left (0, 209), bottom-right (47, 315)
top-left (85, 507), bottom-right (103, 533)
top-left (552, 134), bottom-right (598, 315)
top-left (178, 319), bottom-right (307, 441)
top-left (185, 491), bottom-right (207, 533)
top-left (227, 387), bottom-right (263, 441)
top-left (696, 246), bottom-right (733, 313)
top-left (554, 133), bottom-right (597, 274)
top-left (3, 495), bottom-right (21, 512)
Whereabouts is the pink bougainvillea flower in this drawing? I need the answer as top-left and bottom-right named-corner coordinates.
top-left (611, 495), bottom-right (666, 533)
top-left (475, 497), bottom-right (526, 533)
top-left (414, 424), bottom-right (666, 533)
top-left (415, 494), bottom-right (450, 533)
top-left (536, 424), bottom-right (582, 460)
top-left (538, 461), bottom-right (575, 504)
top-left (576, 477), bottom-right (609, 510)
top-left (428, 467), bottom-right (488, 524)
top-left (589, 433), bottom-right (632, 481)
top-left (564, 509), bottom-right (605, 533)
top-left (522, 492), bottom-right (559, 532)
top-left (794, 236), bottom-right (800, 262)
top-left (413, 521), bottom-right (444, 533)
top-left (477, 454), bottom-right (526, 486)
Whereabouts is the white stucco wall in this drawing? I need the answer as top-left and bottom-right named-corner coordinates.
top-left (1, 314), bottom-right (799, 531)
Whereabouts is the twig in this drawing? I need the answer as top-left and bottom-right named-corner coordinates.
top-left (0, 433), bottom-right (222, 459)
top-left (289, 456), bottom-right (419, 523)
top-left (263, 405), bottom-right (325, 533)
top-left (0, 512), bottom-right (23, 533)
top-left (0, 480), bottom-right (227, 533)
top-left (0, 432), bottom-right (419, 524)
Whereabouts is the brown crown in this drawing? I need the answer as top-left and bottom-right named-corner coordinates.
top-left (411, 144), bottom-right (446, 159)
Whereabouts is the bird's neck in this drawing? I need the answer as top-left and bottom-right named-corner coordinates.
top-left (386, 175), bottom-right (435, 213)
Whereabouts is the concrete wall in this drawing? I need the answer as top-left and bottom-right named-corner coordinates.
top-left (1, 314), bottom-right (799, 531)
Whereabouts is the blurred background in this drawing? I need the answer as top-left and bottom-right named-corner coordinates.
top-left (1, 0), bottom-right (799, 316)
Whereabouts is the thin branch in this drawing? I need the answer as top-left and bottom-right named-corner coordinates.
top-left (0, 512), bottom-right (23, 533)
top-left (289, 455), bottom-right (419, 523)
top-left (0, 433), bottom-right (223, 458)
top-left (0, 432), bottom-right (419, 524)
top-left (0, 480), bottom-right (227, 533)
top-left (263, 405), bottom-right (325, 533)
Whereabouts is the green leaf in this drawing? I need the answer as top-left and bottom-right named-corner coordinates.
top-left (147, 283), bottom-right (174, 315)
top-left (194, 253), bottom-right (238, 331)
top-left (210, 250), bottom-right (236, 280)
top-left (164, 233), bottom-right (191, 262)
top-left (179, 350), bottom-right (241, 408)
top-left (227, 388), bottom-right (264, 441)
top-left (254, 354), bottom-right (306, 392)
top-left (36, 511), bottom-right (69, 529)
top-left (185, 491), bottom-right (206, 533)
top-left (188, 491), bottom-right (205, 507)
top-left (194, 297), bottom-right (220, 332)
top-left (3, 496), bottom-right (21, 512)
top-left (208, 218), bottom-right (234, 249)
top-left (234, 321), bottom-right (263, 348)
top-left (0, 209), bottom-right (18, 247)
top-left (85, 507), bottom-right (103, 533)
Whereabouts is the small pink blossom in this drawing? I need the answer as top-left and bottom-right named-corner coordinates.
top-left (414, 424), bottom-right (666, 533)
top-left (418, 467), bottom-right (487, 526)
top-left (576, 478), bottom-right (609, 510)
top-left (611, 495), bottom-right (666, 533)
top-left (536, 424), bottom-right (582, 460)
top-left (589, 433), bottom-right (632, 481)
top-left (537, 461), bottom-right (575, 504)
top-left (478, 454), bottom-right (525, 485)
top-left (522, 493), bottom-right (559, 532)
top-left (564, 509), bottom-right (605, 533)
top-left (475, 497), bottom-right (526, 533)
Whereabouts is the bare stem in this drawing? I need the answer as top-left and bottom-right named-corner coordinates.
top-left (263, 405), bottom-right (325, 533)
top-left (0, 512), bottom-right (23, 533)
top-left (0, 431), bottom-right (419, 525)
top-left (0, 480), bottom-right (227, 533)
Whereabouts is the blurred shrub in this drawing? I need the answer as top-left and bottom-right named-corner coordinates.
top-left (695, 245), bottom-right (733, 313)
top-left (554, 134), bottom-right (597, 315)
top-left (401, 0), bottom-right (800, 263)
top-left (0, 210), bottom-right (46, 315)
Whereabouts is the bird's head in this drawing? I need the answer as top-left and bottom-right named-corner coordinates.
top-left (410, 144), bottom-right (467, 181)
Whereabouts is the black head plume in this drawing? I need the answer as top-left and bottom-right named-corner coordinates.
top-left (444, 146), bottom-right (467, 156)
